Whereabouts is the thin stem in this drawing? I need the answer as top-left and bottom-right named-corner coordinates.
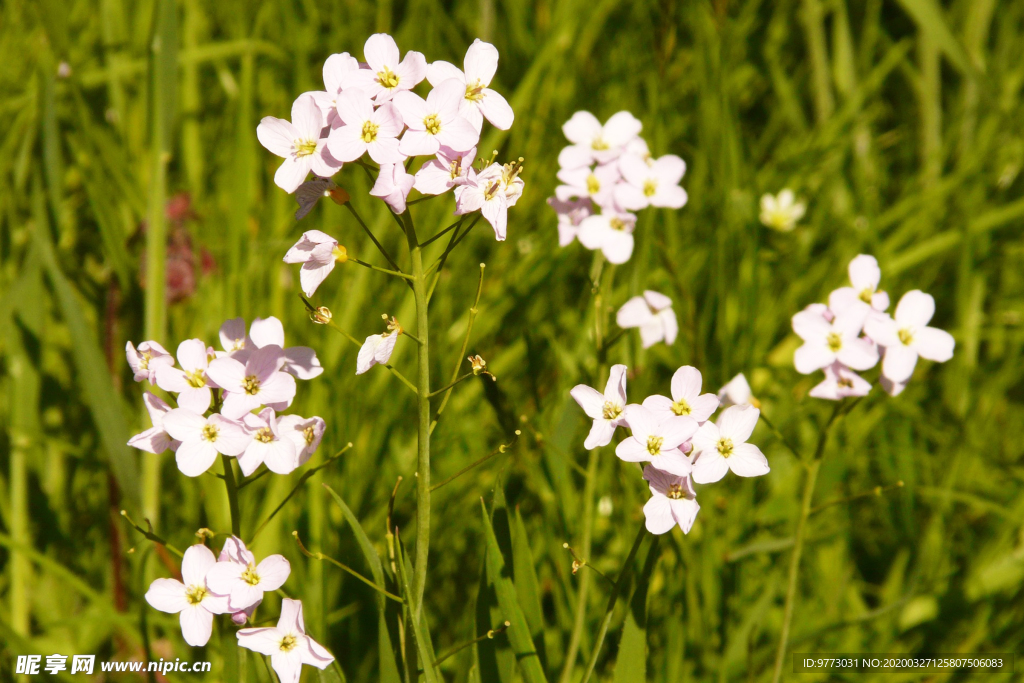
top-left (345, 203), bottom-right (404, 276)
top-left (579, 523), bottom-right (650, 683)
top-left (430, 263), bottom-right (485, 434)
top-left (758, 412), bottom-right (804, 462)
top-left (426, 215), bottom-right (481, 277)
top-left (427, 371), bottom-right (473, 398)
top-left (420, 218), bottom-right (464, 247)
top-left (771, 402), bottom-right (849, 683)
top-left (248, 444), bottom-right (352, 542)
top-left (810, 481), bottom-right (905, 515)
top-left (322, 319), bottom-right (419, 395)
top-left (432, 621), bottom-right (510, 668)
top-left (293, 531), bottom-right (405, 603)
top-left (350, 257), bottom-right (414, 280)
top-left (120, 510), bottom-right (184, 557)
top-left (407, 212), bottom-right (433, 622)
top-left (430, 432), bottom-right (519, 493)
top-left (222, 455), bottom-right (241, 537)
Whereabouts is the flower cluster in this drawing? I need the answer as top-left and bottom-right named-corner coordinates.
top-left (572, 364), bottom-right (769, 535)
top-left (145, 538), bottom-right (333, 682)
top-left (127, 316), bottom-right (326, 477)
top-left (259, 34), bottom-right (523, 243)
top-left (548, 111), bottom-right (687, 264)
top-left (792, 254), bottom-right (955, 398)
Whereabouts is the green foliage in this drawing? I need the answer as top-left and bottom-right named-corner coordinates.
top-left (2, 0), bottom-right (1024, 681)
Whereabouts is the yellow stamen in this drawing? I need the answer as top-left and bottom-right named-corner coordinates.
top-left (361, 120), bottom-right (379, 143)
top-left (201, 424), bottom-right (219, 442)
top-left (826, 332), bottom-right (843, 352)
top-left (671, 399), bottom-right (691, 416)
top-left (279, 635), bottom-right (298, 652)
top-left (376, 66), bottom-right (399, 89)
top-left (586, 174), bottom-right (600, 195)
top-left (666, 484), bottom-right (686, 500)
top-left (255, 427), bottom-right (274, 444)
top-left (601, 401), bottom-right (622, 421)
top-left (185, 585), bottom-right (207, 605)
top-left (898, 328), bottom-right (914, 345)
top-left (646, 435), bottom-right (664, 456)
top-left (240, 564), bottom-right (261, 586)
top-left (242, 375), bottom-right (260, 396)
top-left (295, 139), bottom-right (317, 157)
top-left (717, 438), bottom-right (734, 457)
top-left (423, 113), bottom-right (442, 136)
top-left (643, 179), bottom-right (657, 197)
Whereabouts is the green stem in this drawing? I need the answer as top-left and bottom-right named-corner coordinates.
top-left (408, 215), bottom-right (432, 622)
top-left (323, 320), bottom-right (418, 395)
top-left (771, 402), bottom-right (847, 683)
top-left (350, 257), bottom-right (413, 280)
top-left (430, 263), bottom-right (485, 434)
top-left (579, 523), bottom-right (650, 683)
top-left (345, 203), bottom-right (404, 276)
top-left (430, 432), bottom-right (518, 493)
top-left (293, 531), bottom-right (405, 603)
top-left (222, 455), bottom-right (241, 537)
top-left (427, 372), bottom-right (473, 398)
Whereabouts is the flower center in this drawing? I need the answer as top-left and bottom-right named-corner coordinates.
top-left (646, 435), bottom-right (664, 456)
top-left (185, 369), bottom-right (207, 389)
top-left (609, 217), bottom-right (626, 231)
top-left (242, 375), bottom-right (261, 396)
top-left (837, 377), bottom-right (854, 389)
top-left (448, 158), bottom-right (464, 180)
top-left (601, 401), bottom-right (622, 421)
top-left (465, 80), bottom-right (485, 102)
top-left (666, 484), bottom-right (686, 500)
top-left (586, 174), bottom-right (600, 195)
top-left (716, 438), bottom-right (734, 457)
top-left (185, 584), bottom-right (207, 605)
top-left (279, 634), bottom-right (298, 652)
top-left (140, 350), bottom-right (152, 369)
top-left (826, 332), bottom-right (843, 352)
top-left (201, 424), bottom-right (219, 442)
top-left (376, 66), bottom-right (399, 89)
top-left (671, 399), bottom-right (691, 416)
top-left (591, 137), bottom-right (609, 151)
top-left (483, 179), bottom-right (501, 201)
top-left (295, 139), bottom-right (317, 158)
top-left (229, 339), bottom-right (245, 352)
top-left (303, 426), bottom-right (316, 446)
top-left (898, 328), bottom-right (914, 345)
top-left (255, 427), bottom-right (274, 444)
top-left (859, 287), bottom-right (874, 304)
top-left (241, 564), bottom-right (261, 586)
top-left (643, 179), bottom-right (657, 197)
top-left (423, 113), bottom-right (442, 136)
top-left (361, 120), bottom-right (379, 143)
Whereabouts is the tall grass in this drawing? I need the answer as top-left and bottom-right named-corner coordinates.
top-left (2, 0), bottom-right (1024, 680)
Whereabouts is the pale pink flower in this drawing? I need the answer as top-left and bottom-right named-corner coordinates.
top-left (864, 290), bottom-right (955, 383)
top-left (643, 366), bottom-right (720, 424)
top-left (828, 255), bottom-right (891, 334)
top-left (792, 308), bottom-right (878, 374)
top-left (370, 163), bottom-right (415, 214)
top-left (155, 339), bottom-right (216, 414)
top-left (126, 340), bottom-right (173, 383)
top-left (718, 373), bottom-right (753, 407)
top-left (237, 599), bottom-right (334, 683)
top-left (277, 415), bottom-right (327, 467)
top-left (616, 290), bottom-right (678, 348)
top-left (394, 79), bottom-right (479, 156)
top-left (238, 408), bottom-right (299, 476)
top-left (218, 540), bottom-right (260, 625)
top-left (257, 94), bottom-right (340, 194)
top-left (218, 318), bottom-right (252, 356)
top-left (145, 545), bottom-right (229, 647)
top-left (554, 162), bottom-right (620, 209)
top-left (283, 230), bottom-right (345, 297)
top-left (206, 346), bottom-right (297, 420)
top-left (455, 164), bottom-right (509, 240)
top-left (248, 317), bottom-right (323, 381)
top-left (207, 537), bottom-right (290, 612)
top-left (558, 111), bottom-right (643, 168)
top-left (327, 89), bottom-right (405, 164)
top-left (356, 331), bottom-right (399, 375)
top-left (547, 196), bottom-right (594, 247)
top-left (569, 364), bottom-right (628, 450)
top-left (577, 210), bottom-right (636, 264)
top-left (809, 362), bottom-right (872, 400)
top-left (426, 39), bottom-right (514, 131)
top-left (162, 410), bottom-right (251, 477)
top-left (642, 466), bottom-right (700, 535)
top-left (615, 404), bottom-right (696, 476)
top-left (614, 153), bottom-right (688, 211)
top-left (128, 392), bottom-right (180, 454)
top-left (414, 146), bottom-right (476, 195)
top-left (307, 52), bottom-right (360, 125)
top-left (340, 33), bottom-right (426, 102)
top-left (691, 405), bottom-right (769, 484)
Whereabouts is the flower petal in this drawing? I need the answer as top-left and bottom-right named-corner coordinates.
top-left (717, 404), bottom-right (759, 443)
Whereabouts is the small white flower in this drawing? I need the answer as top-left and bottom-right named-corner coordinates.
top-left (828, 254), bottom-right (890, 323)
top-left (642, 466), bottom-right (700, 535)
top-left (283, 230), bottom-right (347, 298)
top-left (691, 405), bottom-right (769, 484)
top-left (615, 404), bottom-right (697, 476)
top-left (864, 290), bottom-right (955, 383)
top-left (128, 392), bottom-right (180, 454)
top-left (616, 290), bottom-right (678, 348)
top-left (237, 599), bottom-right (334, 683)
top-left (238, 408), bottom-right (299, 476)
top-left (569, 364), bottom-right (628, 450)
top-left (162, 411), bottom-right (251, 477)
top-left (576, 210), bottom-right (636, 264)
top-left (145, 545), bottom-right (229, 647)
top-left (155, 339), bottom-right (216, 414)
top-left (643, 366), bottom-right (720, 424)
top-left (357, 317), bottom-right (402, 375)
top-left (126, 340), bottom-right (173, 383)
top-left (558, 111), bottom-right (643, 168)
top-left (207, 536), bottom-right (290, 612)
top-left (718, 373), bottom-right (753, 408)
top-left (277, 414), bottom-right (327, 467)
top-left (808, 361), bottom-right (872, 401)
top-left (792, 308), bottom-right (878, 374)
top-left (759, 189), bottom-right (805, 232)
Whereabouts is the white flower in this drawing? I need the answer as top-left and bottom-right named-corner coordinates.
top-left (128, 391), bottom-right (180, 454)
top-left (370, 163), bottom-right (415, 214)
top-left (393, 79), bottom-right (479, 157)
top-left (206, 346), bottom-right (298, 420)
top-left (327, 89), bottom-right (405, 165)
top-left (792, 308), bottom-right (879, 374)
top-left (809, 362), bottom-right (872, 401)
top-left (207, 536), bottom-right (290, 612)
top-left (155, 339), bottom-right (216, 414)
top-left (283, 230), bottom-right (346, 298)
top-left (864, 290), bottom-right (955, 383)
top-left (145, 545), bottom-right (229, 647)
top-left (547, 196), bottom-right (593, 247)
top-left (615, 404), bottom-right (696, 476)
top-left (237, 599), bottom-right (334, 683)
top-left (613, 153), bottom-right (688, 211)
top-left (414, 146), bottom-right (476, 196)
top-left (828, 254), bottom-right (890, 323)
top-left (616, 290), bottom-right (678, 348)
top-left (126, 340), bottom-right (173, 383)
top-left (642, 467), bottom-right (700, 535)
top-left (454, 164), bottom-right (509, 240)
top-left (256, 94), bottom-right (340, 194)
top-left (277, 415), bottom-right (326, 467)
top-left (558, 111), bottom-right (643, 169)
top-left (426, 39), bottom-right (514, 132)
top-left (339, 33), bottom-right (427, 102)
top-left (554, 162), bottom-right (620, 209)
top-left (357, 318), bottom-right (401, 375)
top-left (759, 189), bottom-right (805, 232)
top-left (718, 373), bottom-right (753, 407)
top-left (691, 405), bottom-right (769, 484)
top-left (247, 317), bottom-right (324, 381)
top-left (577, 210), bottom-right (636, 264)
top-left (642, 366), bottom-right (720, 424)
top-left (569, 364), bottom-right (628, 450)
top-left (162, 410), bottom-right (251, 477)
top-left (238, 408), bottom-right (299, 476)
top-left (307, 52), bottom-right (360, 125)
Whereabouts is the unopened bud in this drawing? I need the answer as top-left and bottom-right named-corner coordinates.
top-left (195, 527), bottom-right (216, 541)
top-left (328, 186), bottom-right (350, 206)
top-left (468, 354), bottom-right (495, 380)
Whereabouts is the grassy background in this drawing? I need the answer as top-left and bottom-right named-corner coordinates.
top-left (2, 0), bottom-right (1024, 680)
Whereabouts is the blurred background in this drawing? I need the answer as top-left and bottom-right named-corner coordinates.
top-left (2, 0), bottom-right (1024, 680)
